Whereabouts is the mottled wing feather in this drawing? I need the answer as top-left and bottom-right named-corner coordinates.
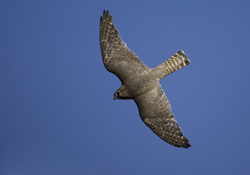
top-left (100, 10), bottom-right (149, 81)
top-left (136, 84), bottom-right (191, 148)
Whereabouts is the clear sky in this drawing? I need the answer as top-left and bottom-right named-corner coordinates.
top-left (1, 0), bottom-right (250, 174)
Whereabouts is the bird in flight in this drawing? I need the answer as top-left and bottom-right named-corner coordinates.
top-left (99, 10), bottom-right (191, 148)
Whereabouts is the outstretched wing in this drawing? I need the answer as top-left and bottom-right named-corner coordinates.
top-left (100, 10), bottom-right (149, 82)
top-left (134, 83), bottom-right (191, 148)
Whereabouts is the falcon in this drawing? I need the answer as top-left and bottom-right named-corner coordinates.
top-left (100, 10), bottom-right (191, 148)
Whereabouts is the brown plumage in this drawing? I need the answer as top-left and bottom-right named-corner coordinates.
top-left (100, 10), bottom-right (191, 148)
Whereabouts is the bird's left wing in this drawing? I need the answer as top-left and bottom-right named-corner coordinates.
top-left (100, 10), bottom-right (149, 82)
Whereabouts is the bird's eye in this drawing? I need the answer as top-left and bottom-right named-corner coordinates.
top-left (117, 92), bottom-right (120, 96)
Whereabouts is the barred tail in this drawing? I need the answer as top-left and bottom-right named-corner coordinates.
top-left (153, 50), bottom-right (190, 80)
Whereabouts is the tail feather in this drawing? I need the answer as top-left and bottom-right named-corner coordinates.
top-left (154, 50), bottom-right (190, 79)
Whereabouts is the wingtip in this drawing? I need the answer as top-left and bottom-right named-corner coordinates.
top-left (103, 10), bottom-right (110, 16)
top-left (182, 143), bottom-right (191, 149)
top-left (173, 141), bottom-right (191, 149)
top-left (181, 136), bottom-right (191, 148)
top-left (101, 10), bottom-right (112, 23)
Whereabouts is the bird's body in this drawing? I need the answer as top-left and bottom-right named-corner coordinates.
top-left (100, 10), bottom-right (191, 148)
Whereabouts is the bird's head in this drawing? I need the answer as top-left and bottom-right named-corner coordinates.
top-left (113, 85), bottom-right (133, 100)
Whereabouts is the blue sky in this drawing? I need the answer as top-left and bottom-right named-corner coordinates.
top-left (1, 0), bottom-right (250, 174)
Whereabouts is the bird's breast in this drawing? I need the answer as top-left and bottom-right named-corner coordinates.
top-left (124, 76), bottom-right (158, 99)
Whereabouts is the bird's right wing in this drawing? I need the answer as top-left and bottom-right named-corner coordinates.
top-left (134, 83), bottom-right (191, 148)
top-left (100, 10), bottom-right (149, 82)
